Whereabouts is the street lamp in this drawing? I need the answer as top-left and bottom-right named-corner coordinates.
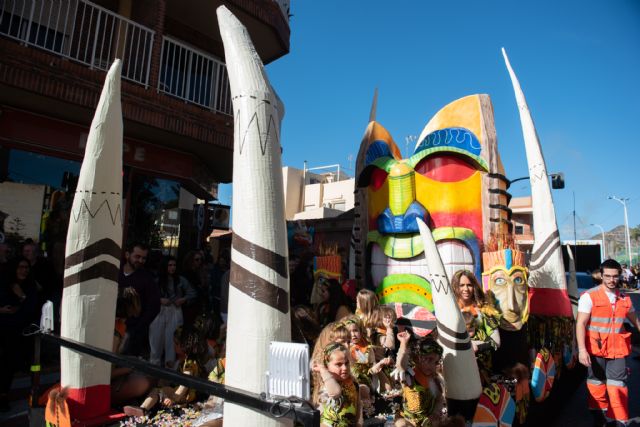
top-left (590, 223), bottom-right (606, 260)
top-left (608, 196), bottom-right (632, 266)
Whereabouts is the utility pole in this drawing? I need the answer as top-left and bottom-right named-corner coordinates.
top-left (573, 191), bottom-right (578, 268)
top-left (608, 195), bottom-right (632, 266)
top-left (590, 223), bottom-right (606, 260)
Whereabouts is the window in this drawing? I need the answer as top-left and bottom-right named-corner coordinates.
top-left (515, 225), bottom-right (524, 235)
top-left (332, 201), bottom-right (346, 211)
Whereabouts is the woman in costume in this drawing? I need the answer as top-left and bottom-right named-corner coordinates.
top-left (452, 270), bottom-right (501, 382)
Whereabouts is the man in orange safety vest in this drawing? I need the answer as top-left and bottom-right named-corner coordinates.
top-left (577, 259), bottom-right (640, 426)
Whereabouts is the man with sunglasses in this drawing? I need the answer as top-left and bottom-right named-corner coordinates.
top-left (576, 259), bottom-right (640, 426)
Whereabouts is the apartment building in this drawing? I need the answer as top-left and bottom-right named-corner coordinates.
top-left (0, 0), bottom-right (290, 261)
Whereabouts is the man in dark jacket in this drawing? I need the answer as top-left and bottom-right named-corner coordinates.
top-left (118, 242), bottom-right (160, 358)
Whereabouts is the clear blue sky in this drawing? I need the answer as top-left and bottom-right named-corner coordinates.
top-left (220, 0), bottom-right (640, 244)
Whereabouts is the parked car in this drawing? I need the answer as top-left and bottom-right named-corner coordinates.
top-left (566, 271), bottom-right (597, 296)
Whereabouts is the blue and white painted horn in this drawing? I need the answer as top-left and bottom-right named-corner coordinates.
top-left (217, 6), bottom-right (291, 426)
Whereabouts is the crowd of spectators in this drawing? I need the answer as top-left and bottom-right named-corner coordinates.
top-left (3, 235), bottom-right (640, 424)
top-left (0, 238), bottom-right (230, 414)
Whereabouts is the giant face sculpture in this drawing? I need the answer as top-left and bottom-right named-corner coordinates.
top-left (482, 248), bottom-right (529, 331)
top-left (355, 95), bottom-right (510, 307)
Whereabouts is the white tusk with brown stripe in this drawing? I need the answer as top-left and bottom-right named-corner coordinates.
top-left (416, 219), bottom-right (481, 419)
top-left (217, 6), bottom-right (291, 426)
top-left (60, 59), bottom-right (123, 420)
top-left (502, 48), bottom-right (572, 318)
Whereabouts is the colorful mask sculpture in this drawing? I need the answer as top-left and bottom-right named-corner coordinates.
top-left (354, 95), bottom-right (511, 309)
top-left (482, 248), bottom-right (529, 331)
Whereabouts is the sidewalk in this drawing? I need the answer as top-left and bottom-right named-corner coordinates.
top-left (0, 369), bottom-right (60, 427)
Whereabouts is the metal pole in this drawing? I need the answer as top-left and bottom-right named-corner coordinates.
top-left (302, 160), bottom-right (307, 212)
top-left (29, 334), bottom-right (42, 408)
top-left (609, 196), bottom-right (632, 266)
top-left (590, 223), bottom-right (606, 260)
top-left (573, 191), bottom-right (578, 268)
top-left (622, 199), bottom-right (632, 266)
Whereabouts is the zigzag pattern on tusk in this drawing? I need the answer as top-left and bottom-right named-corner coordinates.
top-left (436, 320), bottom-right (471, 351)
top-left (429, 273), bottom-right (452, 295)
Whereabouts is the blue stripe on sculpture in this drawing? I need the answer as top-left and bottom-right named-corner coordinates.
top-left (365, 140), bottom-right (394, 165)
top-left (414, 127), bottom-right (482, 157)
top-left (505, 248), bottom-right (513, 271)
top-left (377, 202), bottom-right (428, 234)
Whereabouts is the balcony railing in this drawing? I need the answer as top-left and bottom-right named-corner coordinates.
top-left (0, 0), bottom-right (154, 86)
top-left (0, 0), bottom-right (233, 115)
top-left (158, 36), bottom-right (232, 115)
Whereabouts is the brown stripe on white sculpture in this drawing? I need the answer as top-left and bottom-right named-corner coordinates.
top-left (217, 6), bottom-right (291, 426)
top-left (502, 48), bottom-right (572, 318)
top-left (60, 60), bottom-right (123, 421)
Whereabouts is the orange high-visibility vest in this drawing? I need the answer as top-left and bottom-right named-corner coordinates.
top-left (585, 286), bottom-right (632, 358)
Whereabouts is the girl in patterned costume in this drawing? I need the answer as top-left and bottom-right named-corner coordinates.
top-left (344, 316), bottom-right (393, 392)
top-left (312, 342), bottom-right (366, 427)
top-left (394, 331), bottom-right (444, 427)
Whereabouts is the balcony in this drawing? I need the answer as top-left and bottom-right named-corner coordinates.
top-left (1, 0), bottom-right (290, 182)
top-left (0, 0), bottom-right (234, 115)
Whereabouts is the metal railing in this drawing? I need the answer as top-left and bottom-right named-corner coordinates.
top-left (0, 0), bottom-right (155, 86)
top-left (158, 36), bottom-right (232, 115)
top-left (38, 332), bottom-right (320, 426)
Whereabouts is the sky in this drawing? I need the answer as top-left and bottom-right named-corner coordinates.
top-left (220, 0), bottom-right (640, 246)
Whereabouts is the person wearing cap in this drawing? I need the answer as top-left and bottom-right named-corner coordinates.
top-left (576, 259), bottom-right (640, 427)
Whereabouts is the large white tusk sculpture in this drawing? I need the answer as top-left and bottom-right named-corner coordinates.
top-left (416, 218), bottom-right (481, 419)
top-left (217, 6), bottom-right (291, 426)
top-left (60, 59), bottom-right (123, 420)
top-left (502, 48), bottom-right (572, 318)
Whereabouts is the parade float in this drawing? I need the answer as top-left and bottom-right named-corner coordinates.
top-left (352, 50), bottom-right (579, 425)
top-left (44, 5), bottom-right (580, 424)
